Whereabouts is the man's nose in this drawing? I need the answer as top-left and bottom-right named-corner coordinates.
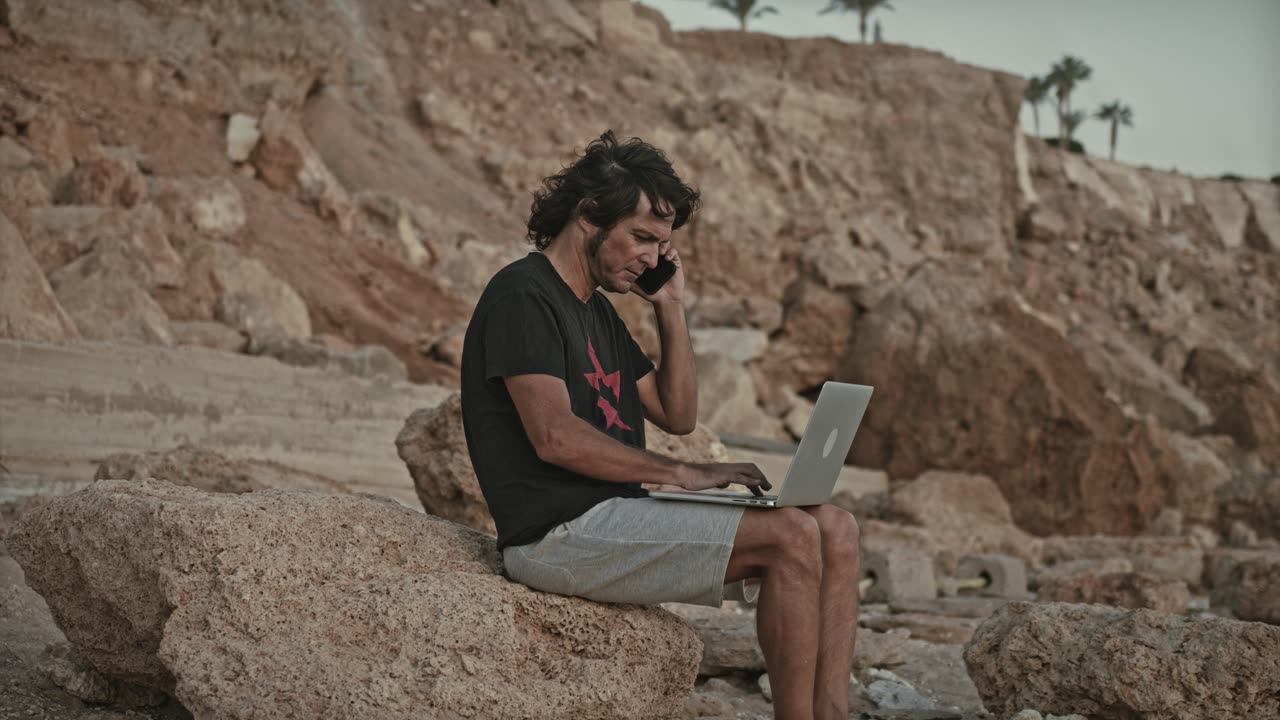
top-left (642, 251), bottom-right (658, 269)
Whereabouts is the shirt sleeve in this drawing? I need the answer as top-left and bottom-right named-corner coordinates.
top-left (627, 330), bottom-right (655, 381)
top-left (482, 290), bottom-right (567, 382)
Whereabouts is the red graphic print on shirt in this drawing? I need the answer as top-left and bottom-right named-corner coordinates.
top-left (583, 338), bottom-right (632, 431)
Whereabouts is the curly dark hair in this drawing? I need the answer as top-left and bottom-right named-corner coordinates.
top-left (526, 130), bottom-right (700, 250)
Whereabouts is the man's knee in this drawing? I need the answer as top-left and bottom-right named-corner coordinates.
top-left (812, 504), bottom-right (861, 568)
top-left (770, 508), bottom-right (823, 578)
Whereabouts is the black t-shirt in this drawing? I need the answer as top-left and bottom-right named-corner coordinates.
top-left (460, 252), bottom-right (655, 551)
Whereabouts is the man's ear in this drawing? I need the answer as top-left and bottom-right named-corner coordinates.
top-left (575, 199), bottom-right (598, 233)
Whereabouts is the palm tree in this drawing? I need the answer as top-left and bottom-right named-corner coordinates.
top-left (1047, 55), bottom-right (1092, 149)
top-left (1095, 101), bottom-right (1134, 161)
top-left (819, 0), bottom-right (894, 43)
top-left (1023, 75), bottom-right (1052, 136)
top-left (1063, 109), bottom-right (1087, 146)
top-left (709, 0), bottom-right (778, 32)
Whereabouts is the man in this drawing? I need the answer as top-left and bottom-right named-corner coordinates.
top-left (460, 131), bottom-right (861, 720)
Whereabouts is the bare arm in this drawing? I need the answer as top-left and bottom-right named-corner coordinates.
top-left (634, 245), bottom-right (697, 434)
top-left (504, 373), bottom-right (769, 493)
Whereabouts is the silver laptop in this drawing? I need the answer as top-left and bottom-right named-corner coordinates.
top-left (649, 382), bottom-right (874, 508)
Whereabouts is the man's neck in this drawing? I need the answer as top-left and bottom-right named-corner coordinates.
top-left (542, 235), bottom-right (595, 302)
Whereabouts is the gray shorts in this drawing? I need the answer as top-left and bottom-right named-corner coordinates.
top-left (502, 496), bottom-right (762, 608)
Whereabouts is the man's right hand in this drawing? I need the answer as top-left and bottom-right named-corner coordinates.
top-left (678, 463), bottom-right (772, 496)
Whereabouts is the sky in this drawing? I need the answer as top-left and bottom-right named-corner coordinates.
top-left (638, 0), bottom-right (1280, 180)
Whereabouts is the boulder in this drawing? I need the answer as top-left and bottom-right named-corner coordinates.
top-left (183, 240), bottom-right (312, 341)
top-left (688, 327), bottom-right (768, 364)
top-left (889, 471), bottom-right (1039, 569)
top-left (1240, 179), bottom-right (1280, 252)
top-left (758, 280), bottom-right (856, 393)
top-left (170, 319), bottom-right (247, 352)
top-left (55, 145), bottom-right (147, 208)
top-left (1036, 536), bottom-right (1203, 587)
top-left (1215, 474), bottom-right (1280, 541)
top-left (27, 204), bottom-right (183, 288)
top-left (51, 268), bottom-right (175, 346)
top-left (1144, 425), bottom-right (1232, 527)
top-left (1036, 571), bottom-right (1189, 614)
top-left (1184, 346), bottom-right (1280, 467)
top-left (150, 176), bottom-right (247, 240)
top-left (0, 210), bottom-right (80, 341)
top-left (8, 480), bottom-right (701, 720)
top-left (1204, 547), bottom-right (1276, 590)
top-left (94, 445), bottom-right (349, 495)
top-left (842, 263), bottom-right (1162, 536)
top-left (225, 113), bottom-right (261, 163)
top-left (964, 601), bottom-right (1280, 719)
top-left (694, 352), bottom-right (787, 439)
top-left (1210, 554), bottom-right (1280, 624)
top-left (251, 101), bottom-right (354, 232)
top-left (396, 393), bottom-right (495, 536)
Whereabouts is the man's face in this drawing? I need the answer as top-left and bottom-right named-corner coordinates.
top-left (587, 194), bottom-right (674, 293)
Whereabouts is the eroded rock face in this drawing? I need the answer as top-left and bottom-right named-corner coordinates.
top-left (842, 262), bottom-right (1161, 536)
top-left (8, 480), bottom-right (701, 720)
top-left (964, 601), bottom-right (1280, 719)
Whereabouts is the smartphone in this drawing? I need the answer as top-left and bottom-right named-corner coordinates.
top-left (635, 257), bottom-right (677, 295)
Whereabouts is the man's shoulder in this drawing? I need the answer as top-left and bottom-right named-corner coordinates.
top-left (479, 254), bottom-right (555, 305)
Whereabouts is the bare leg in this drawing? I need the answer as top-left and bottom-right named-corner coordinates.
top-left (802, 504), bottom-right (862, 720)
top-left (724, 508), bottom-right (823, 719)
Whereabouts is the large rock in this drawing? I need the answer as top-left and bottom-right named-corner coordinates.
top-left (1184, 346), bottom-right (1280, 467)
top-left (0, 210), bottom-right (80, 342)
top-left (1144, 424), bottom-right (1232, 527)
top-left (27, 203), bottom-right (184, 288)
top-left (694, 352), bottom-right (786, 439)
top-left (1035, 571), bottom-right (1189, 614)
top-left (889, 470), bottom-right (1039, 569)
top-left (964, 601), bottom-right (1280, 719)
top-left (8, 480), bottom-right (701, 719)
top-left (396, 393), bottom-right (495, 536)
top-left (1210, 554), bottom-right (1280, 624)
top-left (181, 240), bottom-right (312, 341)
top-left (1216, 475), bottom-right (1280, 541)
top-left (843, 263), bottom-right (1161, 536)
top-left (1037, 536), bottom-right (1203, 586)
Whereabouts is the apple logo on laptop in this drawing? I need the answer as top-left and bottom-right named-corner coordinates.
top-left (822, 428), bottom-right (839, 458)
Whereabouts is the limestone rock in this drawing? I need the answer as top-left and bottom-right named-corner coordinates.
top-left (184, 240), bottom-right (312, 341)
top-left (395, 393), bottom-right (495, 536)
top-left (1216, 475), bottom-right (1280, 541)
top-left (170, 319), bottom-right (247, 352)
top-left (964, 601), bottom-right (1280, 719)
top-left (1036, 536), bottom-right (1203, 586)
top-left (645, 420), bottom-right (732, 466)
top-left (689, 327), bottom-right (768, 364)
top-left (150, 176), bottom-right (246, 240)
top-left (758, 281), bottom-right (856, 393)
top-left (1145, 425), bottom-right (1231, 527)
top-left (8, 480), bottom-right (701, 720)
top-left (1184, 346), bottom-right (1280, 467)
top-left (0, 210), bottom-right (80, 342)
top-left (889, 471), bottom-right (1039, 569)
top-left (225, 113), bottom-right (260, 163)
top-left (56, 145), bottom-right (147, 208)
top-left (688, 295), bottom-right (783, 334)
top-left (1204, 547), bottom-right (1275, 590)
top-left (843, 263), bottom-right (1161, 536)
top-left (1210, 553), bottom-right (1280, 624)
top-left (1195, 179), bottom-right (1249, 249)
top-left (52, 268), bottom-right (175, 346)
top-left (94, 445), bottom-right (349, 495)
top-left (1036, 571), bottom-right (1189, 614)
top-left (1031, 558), bottom-right (1133, 590)
top-left (1240, 179), bottom-right (1280, 252)
top-left (27, 204), bottom-right (183, 288)
top-left (253, 336), bottom-right (409, 381)
top-left (695, 352), bottom-right (787, 439)
top-left (251, 102), bottom-right (354, 232)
